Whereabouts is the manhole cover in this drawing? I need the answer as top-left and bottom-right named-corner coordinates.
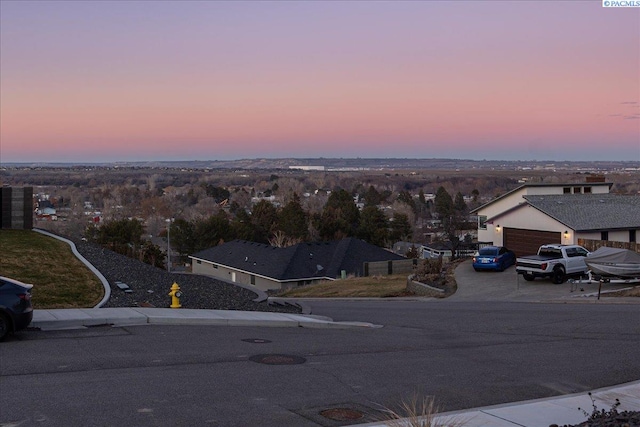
top-left (241, 338), bottom-right (272, 344)
top-left (249, 354), bottom-right (306, 365)
top-left (319, 408), bottom-right (365, 421)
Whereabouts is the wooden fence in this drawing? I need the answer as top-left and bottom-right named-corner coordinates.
top-left (364, 259), bottom-right (418, 276)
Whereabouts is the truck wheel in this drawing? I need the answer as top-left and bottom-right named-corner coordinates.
top-left (523, 272), bottom-right (535, 281)
top-left (552, 266), bottom-right (566, 284)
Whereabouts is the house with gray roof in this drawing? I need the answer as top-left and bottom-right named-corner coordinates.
top-left (189, 238), bottom-right (408, 291)
top-left (474, 191), bottom-right (639, 256)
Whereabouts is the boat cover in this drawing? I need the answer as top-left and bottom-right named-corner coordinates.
top-left (586, 247), bottom-right (640, 264)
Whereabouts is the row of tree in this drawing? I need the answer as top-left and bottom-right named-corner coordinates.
top-left (86, 186), bottom-right (470, 266)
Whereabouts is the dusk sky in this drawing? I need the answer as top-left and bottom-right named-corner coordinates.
top-left (1, 1), bottom-right (639, 163)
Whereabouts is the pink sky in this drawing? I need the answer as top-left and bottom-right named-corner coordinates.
top-left (1, 1), bottom-right (638, 163)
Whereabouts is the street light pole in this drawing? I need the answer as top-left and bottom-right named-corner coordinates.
top-left (166, 218), bottom-right (173, 272)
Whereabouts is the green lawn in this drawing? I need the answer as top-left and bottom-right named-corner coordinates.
top-left (0, 229), bottom-right (104, 308)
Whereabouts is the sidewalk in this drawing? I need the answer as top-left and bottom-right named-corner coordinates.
top-left (352, 380), bottom-right (640, 427)
top-left (30, 307), bottom-right (383, 330)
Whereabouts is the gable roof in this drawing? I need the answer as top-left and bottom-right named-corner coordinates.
top-left (190, 238), bottom-right (406, 282)
top-left (470, 182), bottom-right (613, 214)
top-left (522, 194), bottom-right (640, 231)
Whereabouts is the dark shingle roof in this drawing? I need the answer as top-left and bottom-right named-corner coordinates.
top-left (523, 194), bottom-right (640, 231)
top-left (191, 238), bottom-right (406, 281)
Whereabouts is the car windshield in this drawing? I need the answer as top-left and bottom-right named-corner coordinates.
top-left (479, 248), bottom-right (498, 256)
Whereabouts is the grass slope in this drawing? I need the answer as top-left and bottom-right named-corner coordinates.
top-left (277, 274), bottom-right (412, 298)
top-left (0, 230), bottom-right (103, 308)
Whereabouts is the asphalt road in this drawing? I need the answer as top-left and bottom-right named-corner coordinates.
top-left (2, 300), bottom-right (639, 427)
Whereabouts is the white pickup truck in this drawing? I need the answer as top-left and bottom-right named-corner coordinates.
top-left (515, 244), bottom-right (590, 284)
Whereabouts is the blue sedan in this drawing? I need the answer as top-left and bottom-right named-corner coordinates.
top-left (472, 246), bottom-right (516, 272)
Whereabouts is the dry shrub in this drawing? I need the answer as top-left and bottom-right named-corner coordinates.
top-left (413, 258), bottom-right (445, 287)
top-left (379, 395), bottom-right (466, 427)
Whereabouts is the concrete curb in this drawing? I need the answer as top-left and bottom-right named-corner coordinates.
top-left (30, 308), bottom-right (383, 331)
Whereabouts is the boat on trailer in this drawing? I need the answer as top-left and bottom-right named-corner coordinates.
top-left (585, 247), bottom-right (640, 278)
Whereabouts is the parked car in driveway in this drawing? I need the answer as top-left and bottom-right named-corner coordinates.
top-left (473, 246), bottom-right (516, 272)
top-left (0, 276), bottom-right (34, 341)
top-left (516, 244), bottom-right (590, 284)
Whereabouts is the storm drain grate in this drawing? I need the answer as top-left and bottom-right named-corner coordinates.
top-left (319, 408), bottom-right (365, 421)
top-left (241, 338), bottom-right (272, 344)
top-left (249, 354), bottom-right (306, 365)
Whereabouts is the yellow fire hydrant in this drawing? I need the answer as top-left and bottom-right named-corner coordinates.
top-left (168, 282), bottom-right (182, 308)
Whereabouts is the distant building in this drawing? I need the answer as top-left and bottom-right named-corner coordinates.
top-left (1, 186), bottom-right (34, 230)
top-left (289, 165), bottom-right (326, 171)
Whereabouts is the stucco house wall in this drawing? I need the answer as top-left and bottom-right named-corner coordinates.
top-left (192, 260), bottom-right (280, 291)
top-left (475, 183), bottom-right (611, 244)
top-left (192, 258), bottom-right (322, 291)
top-left (492, 205), bottom-right (567, 246)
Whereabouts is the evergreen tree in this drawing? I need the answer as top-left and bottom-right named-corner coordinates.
top-left (230, 209), bottom-right (256, 241)
top-left (454, 191), bottom-right (467, 214)
top-left (251, 200), bottom-right (278, 243)
top-left (364, 185), bottom-right (382, 206)
top-left (357, 205), bottom-right (388, 247)
top-left (389, 212), bottom-right (412, 242)
top-left (278, 193), bottom-right (308, 240)
top-left (397, 190), bottom-right (417, 214)
top-left (170, 218), bottom-right (197, 260)
top-left (93, 218), bottom-right (145, 254)
top-left (434, 186), bottom-right (454, 221)
top-left (194, 211), bottom-right (231, 250)
top-left (317, 188), bottom-right (360, 240)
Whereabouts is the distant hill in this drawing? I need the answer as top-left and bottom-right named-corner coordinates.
top-left (2, 158), bottom-right (638, 171)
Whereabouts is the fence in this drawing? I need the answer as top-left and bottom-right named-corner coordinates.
top-left (364, 259), bottom-right (418, 276)
top-left (578, 239), bottom-right (639, 253)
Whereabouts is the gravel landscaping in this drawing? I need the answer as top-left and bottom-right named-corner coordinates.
top-left (557, 410), bottom-right (640, 427)
top-left (74, 241), bottom-right (301, 313)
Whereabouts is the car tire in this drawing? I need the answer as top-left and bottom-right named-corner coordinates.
top-left (0, 312), bottom-right (10, 342)
top-left (552, 267), bottom-right (566, 284)
top-left (523, 272), bottom-right (535, 281)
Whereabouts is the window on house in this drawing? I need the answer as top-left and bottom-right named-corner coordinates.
top-left (196, 260), bottom-right (201, 264)
top-left (584, 187), bottom-right (592, 194)
top-left (563, 187), bottom-right (571, 194)
top-left (573, 187), bottom-right (581, 194)
top-left (631, 230), bottom-right (637, 243)
top-left (251, 275), bottom-right (255, 285)
top-left (601, 231), bottom-right (609, 241)
top-left (212, 264), bottom-right (217, 269)
top-left (478, 215), bottom-right (487, 230)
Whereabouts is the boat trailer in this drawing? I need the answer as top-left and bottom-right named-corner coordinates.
top-left (568, 271), bottom-right (640, 299)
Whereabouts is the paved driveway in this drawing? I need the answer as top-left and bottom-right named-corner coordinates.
top-left (451, 259), bottom-right (635, 302)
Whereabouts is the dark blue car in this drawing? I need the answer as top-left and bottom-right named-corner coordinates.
top-left (0, 276), bottom-right (34, 341)
top-left (473, 246), bottom-right (516, 272)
